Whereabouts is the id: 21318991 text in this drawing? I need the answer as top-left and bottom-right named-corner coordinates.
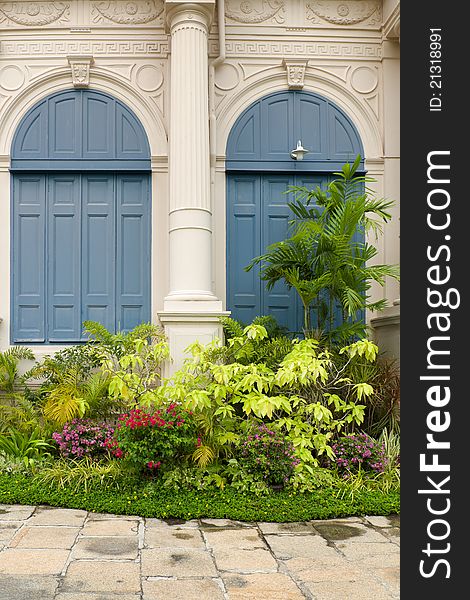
top-left (429, 28), bottom-right (442, 112)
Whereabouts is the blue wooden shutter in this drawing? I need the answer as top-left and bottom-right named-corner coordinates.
top-left (227, 175), bottom-right (261, 324)
top-left (81, 174), bottom-right (115, 334)
top-left (47, 175), bottom-right (81, 341)
top-left (12, 175), bottom-right (46, 342)
top-left (261, 174), bottom-right (300, 332)
top-left (116, 174), bottom-right (150, 332)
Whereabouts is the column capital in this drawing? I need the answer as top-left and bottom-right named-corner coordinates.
top-left (165, 1), bottom-right (215, 33)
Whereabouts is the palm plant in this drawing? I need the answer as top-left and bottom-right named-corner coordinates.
top-left (0, 347), bottom-right (34, 395)
top-left (246, 155), bottom-right (400, 344)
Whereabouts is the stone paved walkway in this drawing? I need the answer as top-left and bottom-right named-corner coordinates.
top-left (0, 504), bottom-right (399, 600)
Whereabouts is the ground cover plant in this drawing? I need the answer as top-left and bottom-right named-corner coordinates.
top-left (0, 158), bottom-right (399, 520)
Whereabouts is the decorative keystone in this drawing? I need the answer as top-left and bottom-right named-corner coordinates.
top-left (67, 55), bottom-right (94, 88)
top-left (282, 59), bottom-right (308, 89)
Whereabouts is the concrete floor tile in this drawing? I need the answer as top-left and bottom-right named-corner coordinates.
top-left (0, 575), bottom-right (59, 600)
top-left (0, 548), bottom-right (70, 575)
top-left (213, 548), bottom-right (277, 572)
top-left (9, 526), bottom-right (80, 549)
top-left (223, 572), bottom-right (304, 599)
top-left (204, 528), bottom-right (264, 550)
top-left (145, 526), bottom-right (204, 549)
top-left (0, 522), bottom-right (23, 542)
top-left (81, 519), bottom-right (139, 536)
top-left (0, 505), bottom-right (35, 521)
top-left (61, 561), bottom-right (140, 594)
top-left (143, 578), bottom-right (224, 600)
top-left (265, 533), bottom-right (336, 561)
top-left (314, 522), bottom-right (390, 543)
top-left (258, 522), bottom-right (316, 535)
top-left (27, 507), bottom-right (87, 527)
top-left (71, 535), bottom-right (139, 559)
top-left (141, 548), bottom-right (217, 577)
top-left (306, 579), bottom-right (396, 600)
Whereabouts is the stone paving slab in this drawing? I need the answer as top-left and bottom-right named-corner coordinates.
top-left (0, 575), bottom-right (59, 600)
top-left (144, 526), bottom-right (205, 549)
top-left (0, 505), bottom-right (400, 598)
top-left (27, 507), bottom-right (87, 527)
top-left (214, 547), bottom-right (278, 572)
top-left (0, 522), bottom-right (23, 542)
top-left (61, 561), bottom-right (141, 594)
top-left (141, 548), bottom-right (218, 577)
top-left (71, 535), bottom-right (139, 559)
top-left (0, 548), bottom-right (70, 575)
top-left (0, 504), bottom-right (36, 521)
top-left (143, 578), bottom-right (225, 600)
top-left (81, 518), bottom-right (139, 536)
top-left (223, 572), bottom-right (305, 599)
top-left (9, 525), bottom-right (80, 549)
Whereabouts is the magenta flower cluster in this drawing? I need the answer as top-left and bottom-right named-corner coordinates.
top-left (237, 424), bottom-right (299, 486)
top-left (52, 418), bottom-right (115, 459)
top-left (329, 433), bottom-right (388, 474)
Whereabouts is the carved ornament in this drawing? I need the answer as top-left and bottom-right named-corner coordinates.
top-left (225, 0), bottom-right (285, 24)
top-left (0, 2), bottom-right (69, 26)
top-left (306, 1), bottom-right (381, 26)
top-left (282, 59), bottom-right (308, 89)
top-left (67, 55), bottom-right (94, 87)
top-left (91, 0), bottom-right (164, 24)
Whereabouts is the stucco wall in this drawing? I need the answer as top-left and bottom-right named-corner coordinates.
top-left (0, 0), bottom-right (400, 354)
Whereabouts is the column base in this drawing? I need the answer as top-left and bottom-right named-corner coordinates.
top-left (158, 309), bottom-right (231, 376)
top-left (370, 303), bottom-right (400, 364)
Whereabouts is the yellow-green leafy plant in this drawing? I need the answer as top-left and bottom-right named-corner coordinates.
top-left (154, 324), bottom-right (379, 472)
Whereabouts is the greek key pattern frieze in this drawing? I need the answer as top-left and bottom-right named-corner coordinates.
top-left (0, 39), bottom-right (170, 57)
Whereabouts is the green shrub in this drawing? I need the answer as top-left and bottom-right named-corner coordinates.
top-left (235, 424), bottom-right (299, 486)
top-left (114, 405), bottom-right (197, 473)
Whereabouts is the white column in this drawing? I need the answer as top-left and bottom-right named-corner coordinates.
top-left (159, 1), bottom-right (228, 373)
top-left (164, 0), bottom-right (221, 311)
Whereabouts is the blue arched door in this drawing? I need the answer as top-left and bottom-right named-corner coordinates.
top-left (11, 89), bottom-right (152, 343)
top-left (226, 90), bottom-right (364, 332)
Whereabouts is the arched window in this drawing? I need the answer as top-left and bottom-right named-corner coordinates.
top-left (226, 90), bottom-right (364, 332)
top-left (11, 89), bottom-right (152, 343)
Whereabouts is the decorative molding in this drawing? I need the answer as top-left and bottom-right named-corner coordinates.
top-left (67, 55), bottom-right (94, 87)
top-left (0, 65), bottom-right (27, 92)
top-left (282, 58), bottom-right (308, 89)
top-left (0, 39), bottom-right (170, 57)
top-left (209, 40), bottom-right (382, 60)
top-left (225, 0), bottom-right (285, 24)
top-left (0, 1), bottom-right (69, 26)
top-left (350, 65), bottom-right (378, 94)
top-left (383, 3), bottom-right (400, 40)
top-left (91, 0), bottom-right (164, 25)
top-left (306, 1), bottom-right (381, 27)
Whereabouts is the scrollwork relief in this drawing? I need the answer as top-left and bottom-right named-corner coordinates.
top-left (91, 0), bottom-right (164, 25)
top-left (225, 0), bottom-right (285, 25)
top-left (0, 2), bottom-right (69, 26)
top-left (306, 1), bottom-right (381, 26)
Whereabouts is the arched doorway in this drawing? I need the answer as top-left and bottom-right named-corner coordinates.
top-left (11, 89), bottom-right (152, 343)
top-left (226, 90), bottom-right (364, 332)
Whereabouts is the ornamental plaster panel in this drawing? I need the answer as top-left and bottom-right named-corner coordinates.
top-left (225, 0), bottom-right (285, 24)
top-left (305, 1), bottom-right (382, 27)
top-left (90, 0), bottom-right (164, 25)
top-left (0, 1), bottom-right (70, 27)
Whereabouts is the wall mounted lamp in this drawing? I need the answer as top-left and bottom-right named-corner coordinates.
top-left (290, 140), bottom-right (309, 160)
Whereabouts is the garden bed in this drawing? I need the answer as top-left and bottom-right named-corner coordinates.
top-left (0, 472), bottom-right (399, 522)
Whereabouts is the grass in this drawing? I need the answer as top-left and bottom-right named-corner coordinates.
top-left (0, 472), bottom-right (399, 522)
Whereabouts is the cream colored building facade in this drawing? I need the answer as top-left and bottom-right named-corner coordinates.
top-left (0, 0), bottom-right (400, 369)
